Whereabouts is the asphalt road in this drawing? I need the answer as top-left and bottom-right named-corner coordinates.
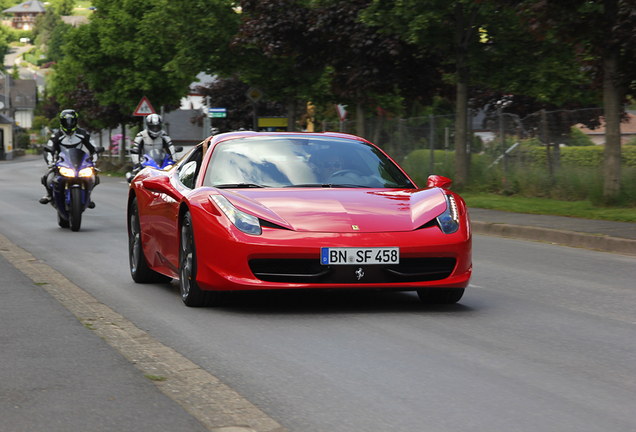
top-left (2, 156), bottom-right (636, 432)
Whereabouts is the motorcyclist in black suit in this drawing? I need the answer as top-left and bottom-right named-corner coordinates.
top-left (40, 109), bottom-right (98, 206)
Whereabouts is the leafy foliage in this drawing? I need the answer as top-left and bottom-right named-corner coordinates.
top-left (48, 0), bottom-right (238, 129)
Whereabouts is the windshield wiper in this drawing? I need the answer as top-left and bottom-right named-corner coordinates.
top-left (286, 183), bottom-right (334, 188)
top-left (285, 183), bottom-right (367, 188)
top-left (215, 183), bottom-right (268, 189)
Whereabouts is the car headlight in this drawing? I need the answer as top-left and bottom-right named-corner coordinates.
top-left (78, 167), bottom-right (94, 178)
top-left (437, 194), bottom-right (459, 234)
top-left (59, 167), bottom-right (76, 177)
top-left (211, 195), bottom-right (262, 235)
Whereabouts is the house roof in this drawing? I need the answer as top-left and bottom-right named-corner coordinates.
top-left (0, 112), bottom-right (16, 125)
top-left (3, 0), bottom-right (46, 13)
top-left (576, 112), bottom-right (636, 135)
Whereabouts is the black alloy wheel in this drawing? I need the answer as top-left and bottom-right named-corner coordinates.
top-left (128, 197), bottom-right (171, 283)
top-left (179, 211), bottom-right (222, 307)
top-left (69, 187), bottom-right (83, 232)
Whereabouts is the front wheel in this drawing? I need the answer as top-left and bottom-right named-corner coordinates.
top-left (69, 187), bottom-right (82, 232)
top-left (57, 211), bottom-right (69, 228)
top-left (128, 197), bottom-right (171, 283)
top-left (417, 288), bottom-right (465, 304)
top-left (179, 211), bottom-right (222, 307)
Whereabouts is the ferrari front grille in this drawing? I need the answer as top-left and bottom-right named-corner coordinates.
top-left (248, 257), bottom-right (456, 284)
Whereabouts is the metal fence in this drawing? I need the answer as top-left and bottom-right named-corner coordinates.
top-left (322, 107), bottom-right (615, 177)
top-left (323, 107), bottom-right (609, 160)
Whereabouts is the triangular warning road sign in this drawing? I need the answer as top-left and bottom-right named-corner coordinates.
top-left (335, 104), bottom-right (347, 122)
top-left (133, 96), bottom-right (156, 116)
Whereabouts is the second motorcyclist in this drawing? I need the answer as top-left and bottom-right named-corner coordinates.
top-left (129, 114), bottom-right (177, 178)
top-left (40, 109), bottom-right (98, 206)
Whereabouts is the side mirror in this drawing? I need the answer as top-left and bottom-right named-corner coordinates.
top-left (427, 175), bottom-right (452, 190)
top-left (141, 175), bottom-right (181, 201)
top-left (174, 146), bottom-right (183, 153)
top-left (95, 146), bottom-right (105, 154)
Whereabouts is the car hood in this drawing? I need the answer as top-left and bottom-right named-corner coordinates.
top-left (216, 188), bottom-right (448, 233)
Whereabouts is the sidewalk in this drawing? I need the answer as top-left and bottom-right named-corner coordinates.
top-left (0, 253), bottom-right (209, 432)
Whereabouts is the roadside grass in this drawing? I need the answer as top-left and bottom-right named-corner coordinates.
top-left (401, 148), bottom-right (636, 222)
top-left (145, 374), bottom-right (168, 382)
top-left (462, 192), bottom-right (636, 223)
top-left (101, 170), bottom-right (127, 178)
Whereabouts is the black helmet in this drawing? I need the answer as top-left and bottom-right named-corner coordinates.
top-left (144, 114), bottom-right (163, 138)
top-left (60, 109), bottom-right (78, 135)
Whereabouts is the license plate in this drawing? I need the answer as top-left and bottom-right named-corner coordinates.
top-left (321, 247), bottom-right (399, 265)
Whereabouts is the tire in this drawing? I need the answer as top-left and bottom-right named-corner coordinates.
top-left (69, 187), bottom-right (82, 232)
top-left (417, 288), bottom-right (465, 304)
top-left (179, 211), bottom-right (222, 307)
top-left (128, 197), bottom-right (172, 283)
top-left (57, 211), bottom-right (69, 228)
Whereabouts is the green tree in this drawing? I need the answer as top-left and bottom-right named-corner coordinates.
top-left (0, 25), bottom-right (11, 65)
top-left (50, 0), bottom-right (238, 130)
top-left (46, 21), bottom-right (73, 62)
top-left (32, 7), bottom-right (63, 47)
top-left (234, 0), bottom-right (441, 134)
top-left (50, 0), bottom-right (75, 16)
top-left (514, 0), bottom-right (636, 202)
top-left (362, 0), bottom-right (487, 189)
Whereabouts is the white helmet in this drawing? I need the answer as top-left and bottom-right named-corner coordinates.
top-left (144, 114), bottom-right (163, 138)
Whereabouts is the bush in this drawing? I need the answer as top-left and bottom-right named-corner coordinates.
top-left (568, 127), bottom-right (596, 146)
top-left (5, 29), bottom-right (33, 44)
top-left (16, 133), bottom-right (31, 149)
top-left (402, 147), bottom-right (636, 205)
top-left (517, 144), bottom-right (636, 167)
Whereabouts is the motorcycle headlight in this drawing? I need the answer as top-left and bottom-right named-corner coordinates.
top-left (59, 167), bottom-right (76, 177)
top-left (211, 195), bottom-right (262, 236)
top-left (437, 194), bottom-right (460, 234)
top-left (78, 167), bottom-right (94, 178)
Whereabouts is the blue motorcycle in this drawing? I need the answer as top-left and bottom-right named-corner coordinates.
top-left (126, 147), bottom-right (182, 183)
top-left (45, 146), bottom-right (104, 231)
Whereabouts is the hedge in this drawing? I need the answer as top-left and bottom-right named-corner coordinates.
top-left (519, 145), bottom-right (636, 167)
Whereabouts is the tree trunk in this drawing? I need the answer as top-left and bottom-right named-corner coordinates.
top-left (119, 123), bottom-right (126, 165)
top-left (602, 9), bottom-right (621, 202)
top-left (356, 88), bottom-right (365, 138)
top-left (453, 4), bottom-right (476, 189)
top-left (454, 76), bottom-right (469, 189)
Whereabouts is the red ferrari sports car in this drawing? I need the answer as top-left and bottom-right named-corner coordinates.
top-left (127, 131), bottom-right (471, 307)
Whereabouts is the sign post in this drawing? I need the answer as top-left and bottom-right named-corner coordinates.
top-left (246, 87), bottom-right (263, 131)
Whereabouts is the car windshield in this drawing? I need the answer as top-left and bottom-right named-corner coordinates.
top-left (203, 136), bottom-right (415, 189)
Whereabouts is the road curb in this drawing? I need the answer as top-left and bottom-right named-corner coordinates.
top-left (0, 233), bottom-right (287, 432)
top-left (472, 221), bottom-right (636, 256)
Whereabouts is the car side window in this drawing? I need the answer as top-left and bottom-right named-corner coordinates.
top-left (178, 161), bottom-right (198, 189)
top-left (177, 146), bottom-right (203, 189)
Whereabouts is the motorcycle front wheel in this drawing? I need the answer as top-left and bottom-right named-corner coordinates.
top-left (57, 211), bottom-right (69, 228)
top-left (69, 187), bottom-right (83, 232)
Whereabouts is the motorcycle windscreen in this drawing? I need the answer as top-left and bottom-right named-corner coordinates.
top-left (65, 147), bottom-right (88, 169)
top-left (147, 149), bottom-right (165, 166)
